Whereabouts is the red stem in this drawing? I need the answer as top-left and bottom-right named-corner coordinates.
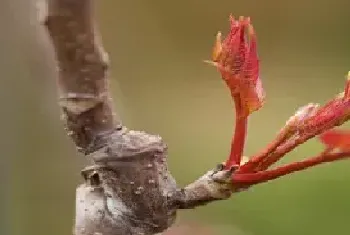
top-left (233, 151), bottom-right (350, 186)
top-left (237, 128), bottom-right (292, 173)
top-left (256, 127), bottom-right (332, 171)
top-left (225, 94), bottom-right (248, 168)
top-left (238, 96), bottom-right (350, 173)
top-left (239, 114), bottom-right (345, 173)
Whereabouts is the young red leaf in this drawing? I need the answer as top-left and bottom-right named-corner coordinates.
top-left (208, 16), bottom-right (266, 168)
top-left (209, 16), bottom-right (265, 117)
top-left (208, 17), bottom-right (350, 186)
top-left (319, 129), bottom-right (350, 151)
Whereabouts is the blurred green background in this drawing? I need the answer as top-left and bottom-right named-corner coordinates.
top-left (2, 0), bottom-right (350, 234)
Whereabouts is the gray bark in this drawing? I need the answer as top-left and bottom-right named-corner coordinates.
top-left (40, 0), bottom-right (237, 234)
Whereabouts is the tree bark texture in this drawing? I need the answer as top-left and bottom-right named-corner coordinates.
top-left (41, 0), bottom-right (236, 234)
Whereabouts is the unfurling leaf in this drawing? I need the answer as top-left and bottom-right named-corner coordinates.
top-left (208, 15), bottom-right (264, 117)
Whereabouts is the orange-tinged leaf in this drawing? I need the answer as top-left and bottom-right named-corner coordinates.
top-left (319, 129), bottom-right (350, 151)
top-left (209, 15), bottom-right (265, 117)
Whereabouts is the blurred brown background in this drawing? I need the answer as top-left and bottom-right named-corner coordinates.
top-left (1, 0), bottom-right (350, 234)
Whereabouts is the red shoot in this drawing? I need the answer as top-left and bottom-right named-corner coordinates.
top-left (208, 16), bottom-right (264, 168)
top-left (209, 15), bottom-right (350, 190)
top-left (233, 151), bottom-right (350, 186)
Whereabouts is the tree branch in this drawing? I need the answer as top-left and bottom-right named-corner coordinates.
top-left (41, 1), bottom-right (350, 234)
top-left (41, 1), bottom-right (237, 234)
top-left (44, 0), bottom-right (119, 153)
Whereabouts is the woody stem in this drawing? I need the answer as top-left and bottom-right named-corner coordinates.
top-left (225, 94), bottom-right (248, 168)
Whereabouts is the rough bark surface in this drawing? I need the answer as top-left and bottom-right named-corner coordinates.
top-left (41, 0), bottom-right (236, 234)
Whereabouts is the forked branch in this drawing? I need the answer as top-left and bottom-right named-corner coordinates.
top-left (42, 1), bottom-right (240, 234)
top-left (41, 1), bottom-right (350, 234)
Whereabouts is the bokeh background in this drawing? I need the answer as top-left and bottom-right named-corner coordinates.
top-left (1, 0), bottom-right (350, 234)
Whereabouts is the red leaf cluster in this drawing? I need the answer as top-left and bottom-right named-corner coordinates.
top-left (209, 16), bottom-right (350, 189)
